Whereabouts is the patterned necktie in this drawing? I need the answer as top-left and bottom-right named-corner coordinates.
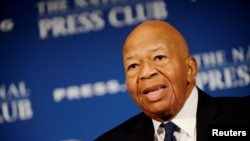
top-left (162, 122), bottom-right (177, 141)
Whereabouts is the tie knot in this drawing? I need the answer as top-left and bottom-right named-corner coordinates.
top-left (162, 122), bottom-right (177, 136)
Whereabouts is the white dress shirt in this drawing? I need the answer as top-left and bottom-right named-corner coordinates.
top-left (152, 87), bottom-right (198, 141)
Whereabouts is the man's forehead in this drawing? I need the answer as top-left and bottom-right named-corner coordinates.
top-left (123, 22), bottom-right (177, 50)
top-left (123, 45), bottom-right (169, 61)
top-left (123, 29), bottom-right (167, 54)
top-left (123, 20), bottom-right (189, 59)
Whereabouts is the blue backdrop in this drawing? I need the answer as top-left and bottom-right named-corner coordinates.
top-left (0, 0), bottom-right (250, 141)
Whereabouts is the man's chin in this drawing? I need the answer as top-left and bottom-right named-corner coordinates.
top-left (143, 107), bottom-right (172, 121)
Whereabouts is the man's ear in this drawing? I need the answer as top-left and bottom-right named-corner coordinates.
top-left (186, 57), bottom-right (198, 84)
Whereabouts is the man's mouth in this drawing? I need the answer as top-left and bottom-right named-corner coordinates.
top-left (143, 84), bottom-right (166, 94)
top-left (142, 84), bottom-right (166, 101)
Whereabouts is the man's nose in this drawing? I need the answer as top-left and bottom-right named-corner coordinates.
top-left (139, 62), bottom-right (157, 80)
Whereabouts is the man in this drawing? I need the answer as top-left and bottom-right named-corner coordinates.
top-left (94, 20), bottom-right (250, 141)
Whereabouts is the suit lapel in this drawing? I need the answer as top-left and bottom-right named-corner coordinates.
top-left (126, 113), bottom-right (155, 141)
top-left (196, 88), bottom-right (219, 141)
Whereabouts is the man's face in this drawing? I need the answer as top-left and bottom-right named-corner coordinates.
top-left (123, 27), bottom-right (193, 121)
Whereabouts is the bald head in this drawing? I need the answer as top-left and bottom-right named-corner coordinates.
top-left (123, 20), bottom-right (189, 58)
top-left (122, 20), bottom-right (198, 121)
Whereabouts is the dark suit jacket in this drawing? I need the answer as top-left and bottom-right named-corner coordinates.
top-left (94, 88), bottom-right (250, 141)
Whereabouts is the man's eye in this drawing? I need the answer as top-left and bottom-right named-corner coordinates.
top-left (128, 64), bottom-right (138, 70)
top-left (155, 55), bottom-right (166, 61)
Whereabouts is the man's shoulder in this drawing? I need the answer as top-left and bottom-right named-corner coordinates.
top-left (214, 95), bottom-right (250, 103)
top-left (94, 112), bottom-right (151, 141)
top-left (213, 95), bottom-right (250, 113)
top-left (107, 112), bottom-right (149, 132)
top-left (197, 87), bottom-right (250, 108)
top-left (197, 88), bottom-right (250, 123)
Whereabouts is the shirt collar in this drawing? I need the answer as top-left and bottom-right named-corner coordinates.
top-left (152, 86), bottom-right (198, 137)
